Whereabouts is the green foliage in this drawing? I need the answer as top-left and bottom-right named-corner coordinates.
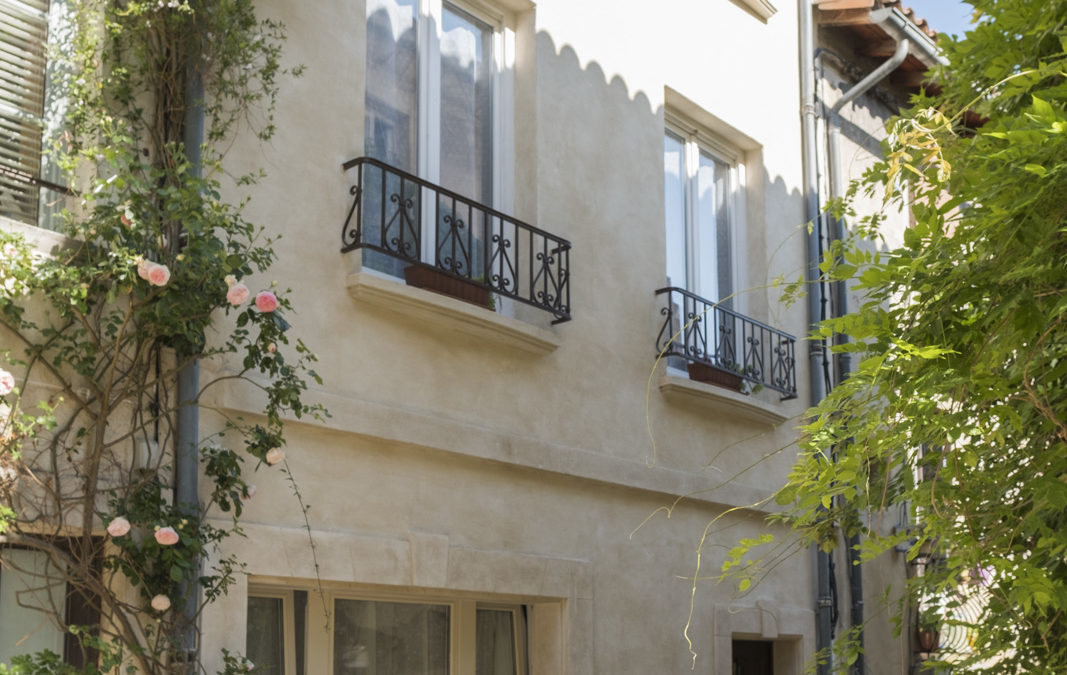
top-left (0, 1), bottom-right (318, 674)
top-left (745, 1), bottom-right (1067, 672)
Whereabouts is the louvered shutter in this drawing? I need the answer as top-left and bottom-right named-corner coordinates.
top-left (0, 0), bottom-right (48, 226)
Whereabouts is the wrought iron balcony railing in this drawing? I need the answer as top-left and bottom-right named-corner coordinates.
top-left (655, 286), bottom-right (798, 399)
top-left (341, 157), bottom-right (572, 323)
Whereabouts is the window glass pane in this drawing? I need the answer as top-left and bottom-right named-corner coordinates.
top-left (0, 548), bottom-right (67, 665)
top-left (365, 0), bottom-right (418, 172)
top-left (334, 599), bottom-right (449, 675)
top-left (439, 3), bottom-right (493, 205)
top-left (38, 0), bottom-right (74, 231)
top-left (663, 132), bottom-right (686, 288)
top-left (246, 596), bottom-right (286, 675)
top-left (364, 0), bottom-right (419, 277)
top-left (696, 150), bottom-right (732, 304)
top-left (476, 609), bottom-right (516, 675)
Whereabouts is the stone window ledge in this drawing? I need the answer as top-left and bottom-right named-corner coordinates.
top-left (346, 271), bottom-right (561, 356)
top-left (658, 373), bottom-right (789, 426)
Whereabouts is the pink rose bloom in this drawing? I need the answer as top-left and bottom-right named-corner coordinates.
top-left (107, 516), bottom-right (131, 537)
top-left (136, 257), bottom-right (151, 280)
top-left (150, 594), bottom-right (171, 612)
top-left (0, 369), bottom-right (13, 396)
top-left (146, 263), bottom-right (171, 287)
top-left (154, 526), bottom-right (179, 546)
top-left (226, 283), bottom-right (250, 306)
top-left (265, 448), bottom-right (285, 465)
top-left (255, 291), bottom-right (278, 312)
top-left (266, 343), bottom-right (276, 354)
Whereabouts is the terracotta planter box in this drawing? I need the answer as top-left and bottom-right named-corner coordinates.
top-left (687, 362), bottom-right (745, 392)
top-left (916, 629), bottom-right (940, 653)
top-left (404, 265), bottom-right (491, 309)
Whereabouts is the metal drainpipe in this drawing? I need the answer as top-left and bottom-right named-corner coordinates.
top-left (175, 15), bottom-right (204, 670)
top-left (824, 37), bottom-right (908, 675)
top-left (822, 7), bottom-right (944, 672)
top-left (801, 3), bottom-right (944, 672)
top-left (798, 3), bottom-right (833, 674)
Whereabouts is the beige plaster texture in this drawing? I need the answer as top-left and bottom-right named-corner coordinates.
top-left (198, 0), bottom-right (824, 672)
top-left (0, 0), bottom-right (921, 672)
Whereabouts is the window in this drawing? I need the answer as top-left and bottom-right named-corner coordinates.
top-left (0, 546), bottom-right (99, 668)
top-left (663, 117), bottom-right (745, 308)
top-left (247, 589), bottom-right (527, 675)
top-left (0, 0), bottom-right (71, 230)
top-left (363, 0), bottom-right (510, 277)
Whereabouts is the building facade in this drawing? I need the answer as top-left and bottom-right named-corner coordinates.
top-left (0, 0), bottom-right (944, 673)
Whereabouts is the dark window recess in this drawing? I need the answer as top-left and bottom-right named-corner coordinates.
top-left (655, 286), bottom-right (798, 399)
top-left (293, 590), bottom-right (307, 675)
top-left (342, 157), bottom-right (572, 323)
top-left (732, 639), bottom-right (774, 675)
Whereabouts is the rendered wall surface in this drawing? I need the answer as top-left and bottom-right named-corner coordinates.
top-left (0, 0), bottom-right (927, 672)
top-left (198, 0), bottom-right (820, 672)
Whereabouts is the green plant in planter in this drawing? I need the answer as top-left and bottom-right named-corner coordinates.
top-left (917, 606), bottom-right (943, 652)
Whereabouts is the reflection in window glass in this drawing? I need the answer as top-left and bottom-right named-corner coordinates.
top-left (246, 596), bottom-right (286, 675)
top-left (439, 2), bottom-right (493, 206)
top-left (365, 0), bottom-right (418, 172)
top-left (476, 609), bottom-right (517, 675)
top-left (334, 599), bottom-right (449, 675)
top-left (696, 150), bottom-right (732, 305)
top-left (0, 548), bottom-right (67, 664)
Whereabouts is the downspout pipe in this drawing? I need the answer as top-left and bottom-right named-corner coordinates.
top-left (798, 3), bottom-right (833, 675)
top-left (823, 9), bottom-right (941, 674)
top-left (175, 18), bottom-right (204, 671)
top-left (825, 35), bottom-right (907, 675)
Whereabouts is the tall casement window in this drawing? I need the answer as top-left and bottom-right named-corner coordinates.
top-left (663, 120), bottom-right (744, 308)
top-left (0, 0), bottom-right (70, 230)
top-left (364, 0), bottom-right (507, 277)
top-left (247, 589), bottom-right (528, 675)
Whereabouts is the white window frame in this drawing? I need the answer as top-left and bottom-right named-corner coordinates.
top-left (248, 587), bottom-right (528, 675)
top-left (664, 111), bottom-right (747, 312)
top-left (366, 0), bottom-right (515, 262)
top-left (246, 587), bottom-right (299, 675)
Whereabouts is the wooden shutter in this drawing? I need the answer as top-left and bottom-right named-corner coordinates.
top-left (0, 0), bottom-right (49, 226)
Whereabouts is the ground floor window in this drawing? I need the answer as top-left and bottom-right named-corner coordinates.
top-left (0, 546), bottom-right (99, 669)
top-left (247, 587), bottom-right (527, 675)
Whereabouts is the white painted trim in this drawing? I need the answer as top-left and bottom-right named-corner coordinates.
top-left (245, 588), bottom-right (298, 675)
top-left (663, 117), bottom-right (747, 313)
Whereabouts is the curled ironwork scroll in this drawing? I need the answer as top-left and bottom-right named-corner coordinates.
top-left (655, 286), bottom-right (797, 399)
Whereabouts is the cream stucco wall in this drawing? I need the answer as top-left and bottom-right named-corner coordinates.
top-left (0, 0), bottom-right (934, 672)
top-left (197, 0), bottom-right (824, 673)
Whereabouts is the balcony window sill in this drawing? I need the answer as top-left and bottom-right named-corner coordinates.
top-left (346, 270), bottom-right (561, 356)
top-left (658, 373), bottom-right (789, 426)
